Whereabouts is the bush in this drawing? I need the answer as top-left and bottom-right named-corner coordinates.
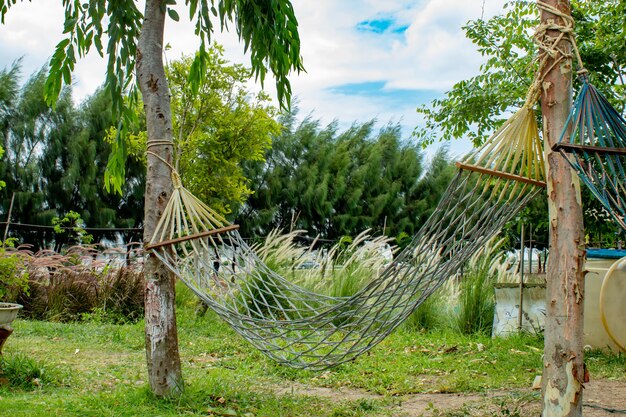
top-left (21, 266), bottom-right (144, 323)
top-left (96, 266), bottom-right (145, 323)
top-left (16, 246), bottom-right (144, 323)
top-left (0, 246), bottom-right (29, 302)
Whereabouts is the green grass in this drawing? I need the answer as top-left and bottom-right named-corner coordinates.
top-left (0, 293), bottom-right (623, 416)
top-left (0, 351), bottom-right (56, 389)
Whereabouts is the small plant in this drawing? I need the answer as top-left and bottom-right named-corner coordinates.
top-left (0, 352), bottom-right (53, 390)
top-left (395, 231), bottom-right (411, 250)
top-left (52, 211), bottom-right (94, 251)
top-left (0, 243), bottom-right (29, 302)
top-left (497, 400), bottom-right (524, 417)
top-left (0, 146), bottom-right (6, 190)
top-left (454, 239), bottom-right (504, 335)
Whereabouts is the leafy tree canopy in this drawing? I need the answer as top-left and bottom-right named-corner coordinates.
top-left (0, 0), bottom-right (304, 194)
top-left (0, 65), bottom-right (145, 248)
top-left (414, 0), bottom-right (625, 248)
top-left (415, 0), bottom-right (625, 147)
top-left (112, 46), bottom-right (280, 215)
top-left (169, 47), bottom-right (280, 214)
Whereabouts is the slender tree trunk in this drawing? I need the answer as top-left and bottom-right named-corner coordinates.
top-left (539, 1), bottom-right (585, 415)
top-left (137, 0), bottom-right (183, 396)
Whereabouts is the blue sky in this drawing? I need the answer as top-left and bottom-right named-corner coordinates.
top-left (328, 81), bottom-right (440, 105)
top-left (356, 16), bottom-right (410, 35)
top-left (0, 0), bottom-right (507, 161)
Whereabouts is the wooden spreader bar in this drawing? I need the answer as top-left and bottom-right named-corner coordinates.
top-left (552, 142), bottom-right (626, 156)
top-left (456, 162), bottom-right (546, 188)
top-left (145, 224), bottom-right (240, 251)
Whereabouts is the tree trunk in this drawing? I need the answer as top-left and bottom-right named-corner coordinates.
top-left (137, 0), bottom-right (183, 396)
top-left (539, 1), bottom-right (586, 416)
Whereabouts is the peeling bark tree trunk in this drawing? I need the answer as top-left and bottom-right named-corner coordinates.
top-left (539, 1), bottom-right (586, 416)
top-left (137, 0), bottom-right (183, 396)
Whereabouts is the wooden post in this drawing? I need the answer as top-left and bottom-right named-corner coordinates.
top-left (518, 223), bottom-right (525, 331)
top-left (2, 192), bottom-right (15, 243)
top-left (538, 1), bottom-right (586, 416)
top-left (529, 226), bottom-right (534, 274)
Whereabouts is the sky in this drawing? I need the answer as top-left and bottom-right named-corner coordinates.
top-left (0, 0), bottom-right (507, 161)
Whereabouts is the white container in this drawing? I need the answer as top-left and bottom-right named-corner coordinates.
top-left (585, 257), bottom-right (626, 353)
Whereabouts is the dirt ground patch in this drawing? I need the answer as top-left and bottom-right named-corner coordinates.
top-left (274, 379), bottom-right (626, 416)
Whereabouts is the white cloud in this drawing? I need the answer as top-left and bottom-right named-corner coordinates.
top-left (0, 0), bottom-right (508, 159)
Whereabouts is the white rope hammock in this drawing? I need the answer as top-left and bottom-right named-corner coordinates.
top-left (145, 100), bottom-right (546, 370)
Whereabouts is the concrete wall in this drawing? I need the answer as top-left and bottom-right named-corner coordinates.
top-left (493, 283), bottom-right (546, 337)
top-left (492, 256), bottom-right (626, 353)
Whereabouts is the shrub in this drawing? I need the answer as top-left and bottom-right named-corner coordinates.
top-left (16, 246), bottom-right (144, 323)
top-left (404, 290), bottom-right (444, 332)
top-left (0, 245), bottom-right (29, 302)
top-left (96, 266), bottom-right (145, 323)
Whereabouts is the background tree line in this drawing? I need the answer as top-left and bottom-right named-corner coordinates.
top-left (238, 111), bottom-right (455, 241)
top-left (0, 61), bottom-right (145, 248)
top-left (0, 48), bottom-right (456, 249)
top-left (2, 0), bottom-right (623, 251)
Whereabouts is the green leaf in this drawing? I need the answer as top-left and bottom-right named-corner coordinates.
top-left (167, 8), bottom-right (179, 22)
top-left (62, 65), bottom-right (72, 85)
top-left (56, 38), bottom-right (71, 50)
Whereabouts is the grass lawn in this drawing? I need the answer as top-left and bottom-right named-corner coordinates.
top-left (1, 297), bottom-right (624, 417)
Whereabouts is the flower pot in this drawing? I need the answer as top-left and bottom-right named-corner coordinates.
top-left (0, 303), bottom-right (22, 354)
top-left (0, 303), bottom-right (22, 326)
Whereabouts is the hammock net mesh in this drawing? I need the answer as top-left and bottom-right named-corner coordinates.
top-left (555, 80), bottom-right (626, 231)
top-left (147, 104), bottom-right (545, 370)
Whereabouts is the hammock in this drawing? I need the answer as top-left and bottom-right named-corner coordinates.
top-left (553, 79), bottom-right (626, 231)
top-left (146, 104), bottom-right (545, 370)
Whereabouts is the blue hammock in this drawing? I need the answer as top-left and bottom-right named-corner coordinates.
top-left (553, 80), bottom-right (626, 231)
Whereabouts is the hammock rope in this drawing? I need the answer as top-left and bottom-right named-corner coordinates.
top-left (146, 99), bottom-right (546, 369)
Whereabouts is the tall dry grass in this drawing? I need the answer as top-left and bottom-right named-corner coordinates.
top-left (4, 244), bottom-right (145, 323)
top-left (253, 228), bottom-right (396, 298)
